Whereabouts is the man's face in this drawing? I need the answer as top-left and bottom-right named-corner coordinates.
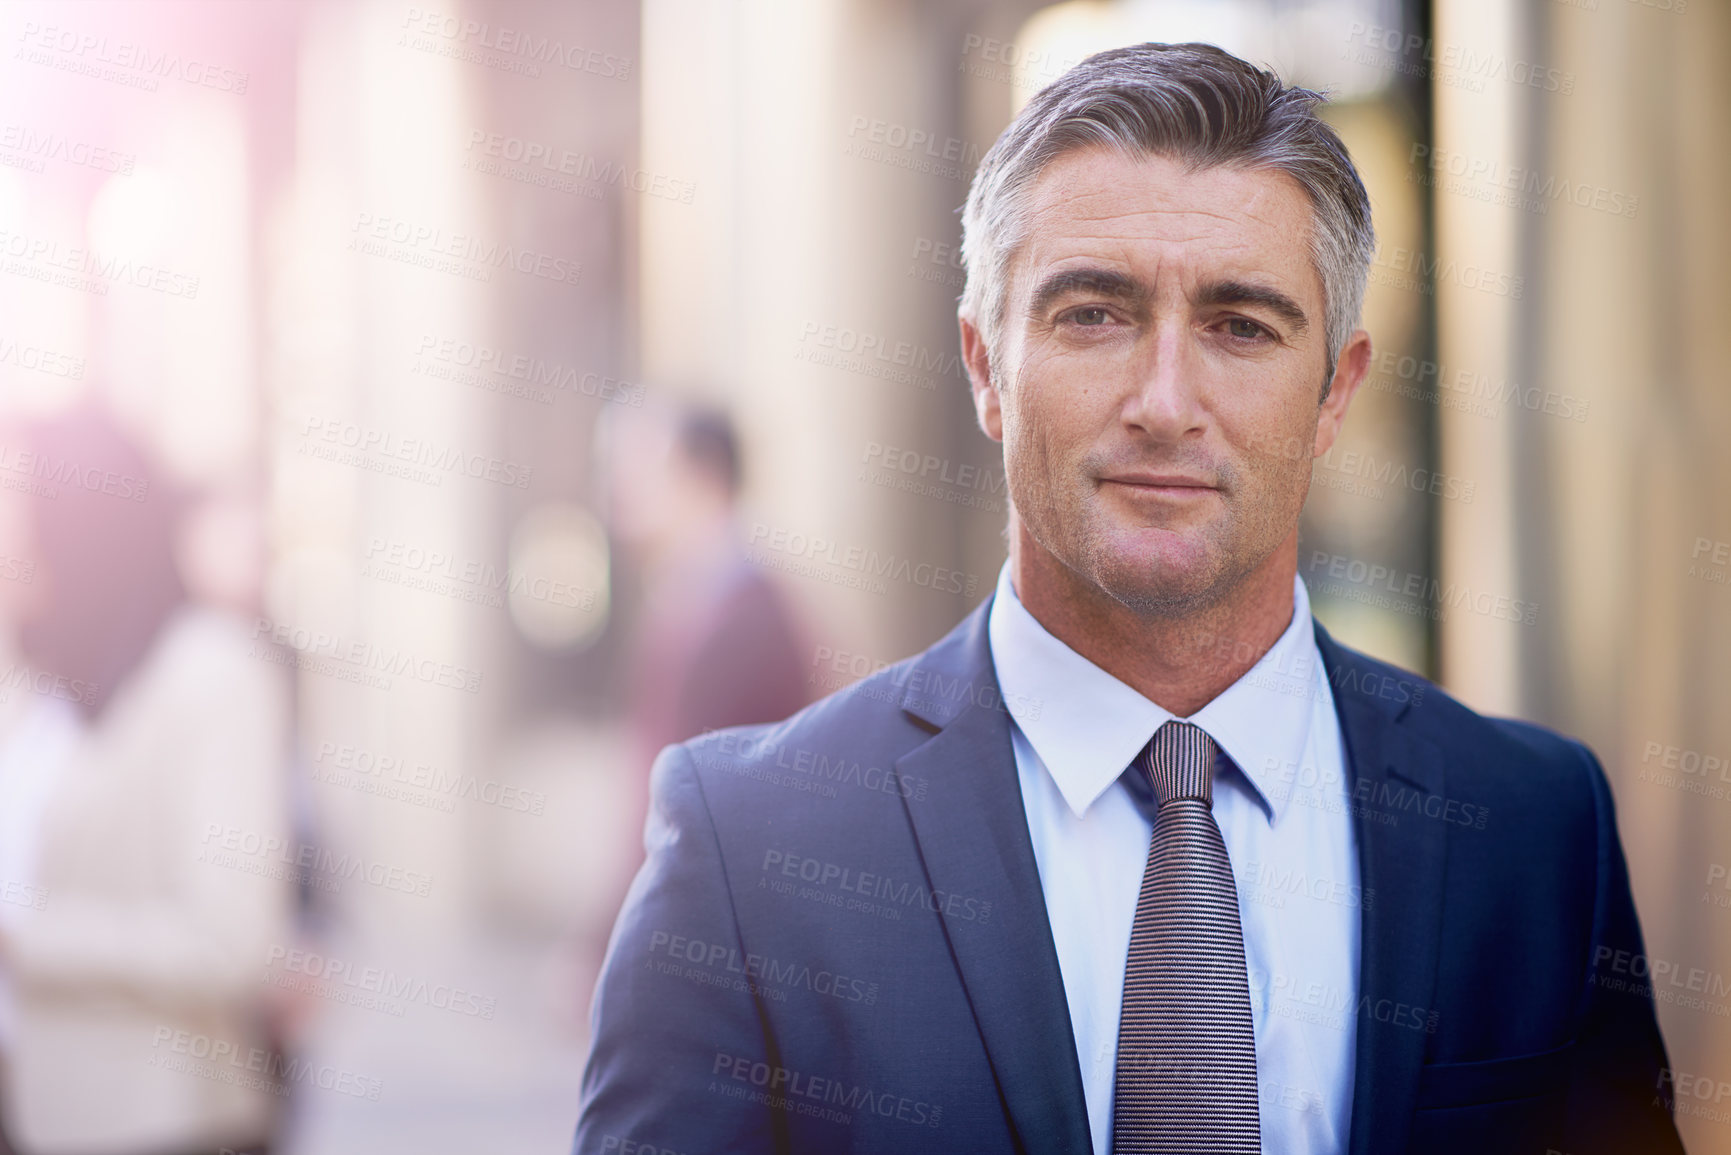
top-left (963, 146), bottom-right (1366, 616)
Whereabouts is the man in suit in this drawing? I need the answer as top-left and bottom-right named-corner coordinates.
top-left (574, 42), bottom-right (1681, 1154)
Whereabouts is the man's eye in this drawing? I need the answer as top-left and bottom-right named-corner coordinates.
top-left (1068, 307), bottom-right (1111, 327)
top-left (1226, 317), bottom-right (1267, 340)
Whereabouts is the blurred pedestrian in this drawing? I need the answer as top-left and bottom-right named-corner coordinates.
top-left (606, 401), bottom-right (810, 858)
top-left (0, 409), bottom-right (294, 1155)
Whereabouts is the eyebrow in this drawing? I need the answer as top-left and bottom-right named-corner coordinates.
top-left (1025, 266), bottom-right (1311, 336)
top-left (1195, 278), bottom-right (1310, 335)
top-left (1027, 267), bottom-right (1149, 319)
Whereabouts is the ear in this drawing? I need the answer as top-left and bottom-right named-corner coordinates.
top-left (1313, 328), bottom-right (1371, 458)
top-left (959, 311), bottom-right (1004, 442)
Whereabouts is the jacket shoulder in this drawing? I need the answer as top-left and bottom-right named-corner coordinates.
top-left (1320, 627), bottom-right (1604, 824)
top-left (683, 648), bottom-right (932, 760)
top-left (660, 651), bottom-right (947, 838)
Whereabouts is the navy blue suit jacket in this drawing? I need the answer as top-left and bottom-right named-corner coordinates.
top-left (574, 595), bottom-right (1683, 1154)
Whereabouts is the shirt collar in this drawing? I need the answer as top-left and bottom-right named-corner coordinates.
top-left (986, 560), bottom-right (1324, 825)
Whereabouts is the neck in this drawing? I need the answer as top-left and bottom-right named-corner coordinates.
top-left (1009, 525), bottom-right (1299, 718)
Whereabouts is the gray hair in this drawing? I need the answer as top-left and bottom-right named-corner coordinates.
top-left (959, 41), bottom-right (1375, 395)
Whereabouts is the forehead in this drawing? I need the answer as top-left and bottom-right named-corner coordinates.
top-left (1011, 146), bottom-right (1321, 303)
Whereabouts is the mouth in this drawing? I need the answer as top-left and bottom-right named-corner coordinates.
top-left (1099, 473), bottom-right (1218, 499)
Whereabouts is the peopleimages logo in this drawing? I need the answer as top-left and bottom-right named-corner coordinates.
top-left (0, 124), bottom-right (134, 174)
top-left (348, 213), bottom-right (581, 285)
top-left (0, 335), bottom-right (84, 379)
top-left (1306, 550), bottom-right (1537, 627)
top-left (0, 227), bottom-right (200, 298)
top-left (1365, 348), bottom-right (1589, 424)
top-left (200, 823), bottom-right (434, 898)
top-left (710, 1051), bottom-right (943, 1128)
top-left (0, 442), bottom-right (149, 501)
top-left (0, 661), bottom-right (96, 707)
top-left (399, 8), bottom-right (632, 80)
top-left (761, 849), bottom-right (992, 923)
top-left (250, 616), bottom-right (484, 694)
top-left (263, 945), bottom-right (497, 1019)
top-left (746, 524), bottom-right (978, 598)
top-left (844, 115), bottom-right (986, 173)
top-left (299, 416), bottom-right (533, 490)
top-left (148, 1028), bottom-right (381, 1100)
top-left (463, 130), bottom-right (693, 203)
top-left (413, 335), bottom-right (644, 405)
top-left (313, 739), bottom-right (547, 815)
top-left (1344, 22), bottom-right (1575, 95)
top-left (1409, 144), bottom-right (1639, 220)
top-left (647, 930), bottom-right (880, 1005)
top-left (1368, 244), bottom-right (1524, 300)
top-left (15, 22), bottom-right (250, 94)
top-left (795, 320), bottom-right (963, 391)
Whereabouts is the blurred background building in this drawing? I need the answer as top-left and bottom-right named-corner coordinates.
top-left (0, 0), bottom-right (1723, 1150)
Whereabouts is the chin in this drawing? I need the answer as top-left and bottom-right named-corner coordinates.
top-left (1085, 530), bottom-right (1226, 616)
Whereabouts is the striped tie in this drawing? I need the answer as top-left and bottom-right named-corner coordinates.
top-left (1111, 720), bottom-right (1260, 1153)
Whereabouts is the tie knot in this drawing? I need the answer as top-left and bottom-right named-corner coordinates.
top-left (1139, 720), bottom-right (1218, 807)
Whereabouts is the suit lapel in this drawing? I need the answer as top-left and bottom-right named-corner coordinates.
top-left (1315, 624), bottom-right (1448, 1155)
top-left (893, 597), bottom-right (1093, 1153)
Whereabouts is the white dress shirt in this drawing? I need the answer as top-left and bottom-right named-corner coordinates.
top-left (987, 562), bottom-right (1361, 1155)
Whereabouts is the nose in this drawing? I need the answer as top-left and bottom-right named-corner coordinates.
top-left (1119, 317), bottom-right (1205, 443)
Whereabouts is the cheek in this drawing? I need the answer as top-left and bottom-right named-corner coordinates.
top-left (1010, 355), bottom-right (1112, 450)
top-left (999, 408), bottom-right (1050, 495)
top-left (1222, 399), bottom-right (1320, 494)
top-left (1000, 378), bottom-right (1062, 466)
top-left (999, 399), bottom-right (1086, 527)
